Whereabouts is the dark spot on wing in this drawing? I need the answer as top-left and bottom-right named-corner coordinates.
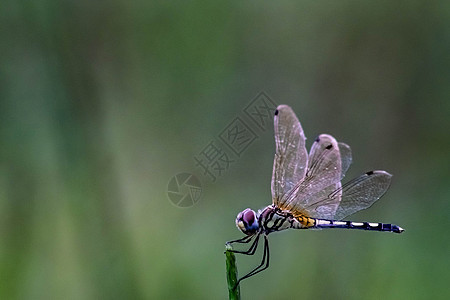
top-left (325, 144), bottom-right (333, 150)
top-left (274, 109), bottom-right (279, 116)
top-left (366, 171), bottom-right (374, 175)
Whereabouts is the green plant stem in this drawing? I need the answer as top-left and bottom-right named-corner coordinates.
top-left (225, 244), bottom-right (241, 300)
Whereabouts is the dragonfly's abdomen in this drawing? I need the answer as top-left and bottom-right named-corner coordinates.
top-left (314, 219), bottom-right (404, 233)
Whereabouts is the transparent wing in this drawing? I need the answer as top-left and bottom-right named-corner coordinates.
top-left (299, 170), bottom-right (392, 220)
top-left (338, 142), bottom-right (352, 180)
top-left (292, 142), bottom-right (352, 219)
top-left (271, 105), bottom-right (308, 206)
top-left (281, 134), bottom-right (341, 212)
top-left (292, 183), bottom-right (340, 219)
top-left (334, 170), bottom-right (392, 220)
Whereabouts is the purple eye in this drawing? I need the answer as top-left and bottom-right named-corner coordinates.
top-left (235, 208), bottom-right (259, 235)
top-left (243, 210), bottom-right (255, 225)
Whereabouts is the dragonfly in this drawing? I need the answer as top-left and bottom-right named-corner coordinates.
top-left (226, 104), bottom-right (404, 286)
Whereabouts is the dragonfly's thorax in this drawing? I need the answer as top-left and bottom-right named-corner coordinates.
top-left (258, 205), bottom-right (300, 234)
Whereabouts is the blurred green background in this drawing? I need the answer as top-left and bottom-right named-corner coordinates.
top-left (1, 1), bottom-right (449, 299)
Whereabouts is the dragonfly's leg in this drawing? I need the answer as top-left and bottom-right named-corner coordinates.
top-left (234, 235), bottom-right (270, 288)
top-left (226, 234), bottom-right (253, 245)
top-left (227, 234), bottom-right (260, 255)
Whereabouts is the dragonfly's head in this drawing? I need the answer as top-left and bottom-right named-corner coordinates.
top-left (236, 208), bottom-right (259, 235)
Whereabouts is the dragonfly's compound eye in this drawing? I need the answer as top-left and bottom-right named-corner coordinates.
top-left (235, 208), bottom-right (259, 235)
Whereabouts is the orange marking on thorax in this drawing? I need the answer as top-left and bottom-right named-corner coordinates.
top-left (294, 213), bottom-right (316, 227)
